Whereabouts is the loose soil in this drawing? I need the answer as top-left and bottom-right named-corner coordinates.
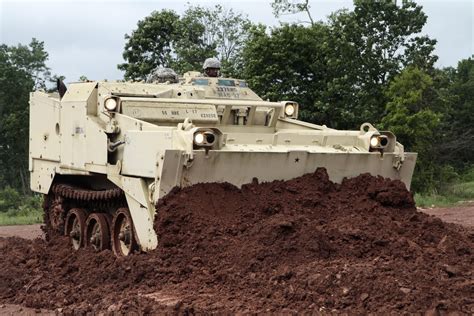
top-left (0, 169), bottom-right (473, 314)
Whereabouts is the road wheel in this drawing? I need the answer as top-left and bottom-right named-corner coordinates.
top-left (85, 213), bottom-right (111, 251)
top-left (64, 208), bottom-right (87, 250)
top-left (112, 208), bottom-right (138, 256)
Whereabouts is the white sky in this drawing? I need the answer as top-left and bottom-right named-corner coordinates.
top-left (0, 0), bottom-right (472, 83)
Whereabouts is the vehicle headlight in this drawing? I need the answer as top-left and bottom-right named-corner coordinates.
top-left (285, 104), bottom-right (295, 116)
top-left (194, 133), bottom-right (205, 145)
top-left (370, 136), bottom-right (380, 147)
top-left (193, 131), bottom-right (216, 147)
top-left (104, 97), bottom-right (118, 111)
top-left (370, 135), bottom-right (389, 148)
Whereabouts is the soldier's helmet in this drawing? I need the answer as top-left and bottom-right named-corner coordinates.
top-left (147, 67), bottom-right (179, 83)
top-left (203, 57), bottom-right (221, 70)
top-left (203, 58), bottom-right (221, 77)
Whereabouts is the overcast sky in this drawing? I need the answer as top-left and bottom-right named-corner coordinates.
top-left (0, 0), bottom-right (472, 83)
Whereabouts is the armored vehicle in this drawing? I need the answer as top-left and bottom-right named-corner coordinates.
top-left (29, 71), bottom-right (416, 256)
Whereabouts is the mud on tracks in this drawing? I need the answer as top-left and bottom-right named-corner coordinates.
top-left (0, 168), bottom-right (473, 314)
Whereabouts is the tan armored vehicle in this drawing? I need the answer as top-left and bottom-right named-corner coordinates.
top-left (29, 71), bottom-right (416, 256)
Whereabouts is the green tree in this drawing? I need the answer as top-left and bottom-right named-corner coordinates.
top-left (435, 57), bottom-right (474, 170)
top-left (118, 6), bottom-right (253, 80)
top-left (241, 23), bottom-right (330, 122)
top-left (321, 0), bottom-right (437, 128)
top-left (381, 67), bottom-right (440, 148)
top-left (118, 10), bottom-right (185, 80)
top-left (183, 5), bottom-right (253, 76)
top-left (118, 9), bottom-right (216, 79)
top-left (0, 186), bottom-right (21, 212)
top-left (0, 39), bottom-right (50, 193)
top-left (242, 0), bottom-right (437, 129)
top-left (170, 10), bottom-right (217, 74)
top-left (380, 67), bottom-right (445, 192)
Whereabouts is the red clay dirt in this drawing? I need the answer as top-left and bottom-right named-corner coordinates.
top-left (0, 169), bottom-right (473, 314)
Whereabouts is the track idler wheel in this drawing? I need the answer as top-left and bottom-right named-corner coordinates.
top-left (112, 208), bottom-right (138, 256)
top-left (64, 208), bottom-right (87, 250)
top-left (85, 213), bottom-right (111, 251)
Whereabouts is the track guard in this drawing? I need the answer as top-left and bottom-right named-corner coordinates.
top-left (107, 166), bottom-right (158, 252)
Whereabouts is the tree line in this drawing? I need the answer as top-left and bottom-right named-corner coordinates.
top-left (0, 0), bottom-right (473, 198)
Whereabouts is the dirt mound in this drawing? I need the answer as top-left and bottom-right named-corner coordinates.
top-left (1, 169), bottom-right (473, 314)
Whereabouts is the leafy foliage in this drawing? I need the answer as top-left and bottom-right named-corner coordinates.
top-left (380, 67), bottom-right (441, 149)
top-left (118, 6), bottom-right (253, 80)
top-left (182, 5), bottom-right (253, 76)
top-left (243, 0), bottom-right (437, 129)
top-left (379, 61), bottom-right (474, 193)
top-left (0, 186), bottom-right (41, 214)
top-left (380, 67), bottom-right (447, 191)
top-left (0, 186), bottom-right (42, 225)
top-left (437, 57), bottom-right (474, 169)
top-left (0, 186), bottom-right (21, 212)
top-left (323, 0), bottom-right (437, 127)
top-left (241, 23), bottom-right (331, 122)
top-left (0, 39), bottom-right (51, 194)
top-left (118, 10), bottom-right (187, 80)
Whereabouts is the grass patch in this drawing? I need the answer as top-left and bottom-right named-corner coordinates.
top-left (0, 209), bottom-right (43, 225)
top-left (415, 180), bottom-right (474, 208)
top-left (0, 188), bottom-right (43, 226)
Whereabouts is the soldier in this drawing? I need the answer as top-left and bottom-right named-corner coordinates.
top-left (146, 67), bottom-right (179, 84)
top-left (203, 58), bottom-right (221, 77)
